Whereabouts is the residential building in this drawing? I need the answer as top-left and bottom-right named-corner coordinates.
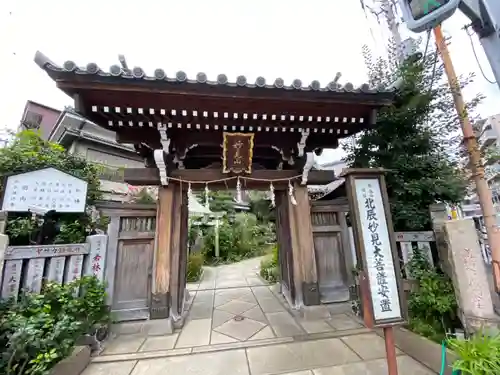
top-left (18, 101), bottom-right (144, 202)
top-left (460, 113), bottom-right (500, 220)
top-left (18, 100), bottom-right (61, 140)
top-left (16, 100), bottom-right (242, 209)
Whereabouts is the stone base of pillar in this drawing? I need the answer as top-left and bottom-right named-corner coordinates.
top-left (111, 318), bottom-right (173, 336)
top-left (302, 282), bottom-right (320, 306)
top-left (150, 292), bottom-right (169, 320)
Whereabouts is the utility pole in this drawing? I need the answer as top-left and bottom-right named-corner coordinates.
top-left (380, 0), bottom-right (404, 62)
top-left (433, 24), bottom-right (500, 294)
top-left (366, 0), bottom-right (419, 64)
top-left (399, 0), bottom-right (500, 296)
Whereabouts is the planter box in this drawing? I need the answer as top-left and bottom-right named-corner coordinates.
top-left (382, 327), bottom-right (458, 375)
top-left (51, 346), bottom-right (91, 375)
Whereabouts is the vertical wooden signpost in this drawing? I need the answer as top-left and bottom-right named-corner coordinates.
top-left (343, 169), bottom-right (407, 375)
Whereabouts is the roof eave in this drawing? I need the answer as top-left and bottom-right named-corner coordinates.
top-left (34, 51), bottom-right (396, 105)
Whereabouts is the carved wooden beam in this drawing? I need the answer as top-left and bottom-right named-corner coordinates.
top-left (154, 124), bottom-right (172, 185)
top-left (301, 152), bottom-right (315, 185)
top-left (297, 129), bottom-right (310, 157)
top-left (124, 168), bottom-right (336, 189)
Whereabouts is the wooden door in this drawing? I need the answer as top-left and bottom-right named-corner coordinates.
top-left (113, 238), bottom-right (154, 321)
top-left (311, 204), bottom-right (351, 303)
top-left (275, 192), bottom-right (295, 304)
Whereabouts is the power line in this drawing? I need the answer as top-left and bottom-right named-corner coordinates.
top-left (464, 25), bottom-right (497, 85)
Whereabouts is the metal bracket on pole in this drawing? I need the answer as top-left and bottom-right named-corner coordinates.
top-left (460, 0), bottom-right (500, 88)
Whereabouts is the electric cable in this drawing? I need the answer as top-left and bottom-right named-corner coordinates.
top-left (465, 25), bottom-right (497, 84)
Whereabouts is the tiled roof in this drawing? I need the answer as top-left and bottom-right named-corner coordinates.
top-left (34, 51), bottom-right (395, 95)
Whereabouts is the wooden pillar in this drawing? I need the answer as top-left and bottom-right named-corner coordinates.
top-left (289, 184), bottom-right (319, 306)
top-left (275, 192), bottom-right (296, 306)
top-left (150, 185), bottom-right (175, 319)
top-left (169, 185), bottom-right (189, 323)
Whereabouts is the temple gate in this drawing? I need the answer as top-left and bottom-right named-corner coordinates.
top-left (35, 51), bottom-right (395, 325)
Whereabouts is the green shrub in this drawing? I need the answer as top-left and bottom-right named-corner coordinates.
top-left (406, 248), bottom-right (459, 342)
top-left (260, 245), bottom-right (279, 283)
top-left (2, 131), bottom-right (106, 247)
top-left (0, 276), bottom-right (109, 375)
top-left (447, 329), bottom-right (500, 375)
top-left (187, 253), bottom-right (204, 282)
top-left (203, 213), bottom-right (270, 264)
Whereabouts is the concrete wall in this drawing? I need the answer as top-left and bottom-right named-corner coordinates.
top-left (70, 139), bottom-right (143, 168)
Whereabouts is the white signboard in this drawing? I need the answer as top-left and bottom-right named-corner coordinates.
top-left (2, 168), bottom-right (88, 213)
top-left (354, 178), bottom-right (402, 323)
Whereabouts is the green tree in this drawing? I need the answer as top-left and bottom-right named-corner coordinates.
top-left (0, 130), bottom-right (106, 245)
top-left (198, 190), bottom-right (236, 215)
top-left (248, 191), bottom-right (274, 223)
top-left (344, 44), bottom-right (481, 231)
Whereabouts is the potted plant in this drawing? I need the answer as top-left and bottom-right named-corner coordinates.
top-left (446, 328), bottom-right (500, 374)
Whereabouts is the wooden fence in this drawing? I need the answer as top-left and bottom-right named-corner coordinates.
top-left (0, 234), bottom-right (107, 299)
top-left (395, 231), bottom-right (436, 278)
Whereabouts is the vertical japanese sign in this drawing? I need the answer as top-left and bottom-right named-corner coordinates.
top-left (222, 132), bottom-right (254, 174)
top-left (84, 234), bottom-right (107, 282)
top-left (351, 177), bottom-right (404, 325)
top-left (1, 260), bottom-right (22, 298)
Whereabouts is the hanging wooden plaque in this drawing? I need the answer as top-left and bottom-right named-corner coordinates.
top-left (222, 132), bottom-right (254, 174)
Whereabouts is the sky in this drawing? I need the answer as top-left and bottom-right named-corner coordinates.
top-left (0, 0), bottom-right (498, 164)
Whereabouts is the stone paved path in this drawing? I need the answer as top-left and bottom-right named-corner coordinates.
top-left (82, 257), bottom-right (434, 375)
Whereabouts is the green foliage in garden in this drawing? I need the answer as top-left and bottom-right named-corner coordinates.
top-left (248, 191), bottom-right (274, 223)
top-left (260, 244), bottom-right (279, 283)
top-left (344, 43), bottom-right (480, 231)
top-left (187, 253), bottom-right (205, 282)
top-left (199, 191), bottom-right (236, 215)
top-left (406, 249), bottom-right (459, 342)
top-left (1, 131), bottom-right (108, 245)
top-left (0, 276), bottom-right (109, 375)
top-left (447, 329), bottom-right (500, 375)
top-left (203, 212), bottom-right (274, 264)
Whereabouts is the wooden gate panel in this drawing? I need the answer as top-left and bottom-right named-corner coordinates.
top-left (98, 203), bottom-right (157, 322)
top-left (275, 191), bottom-right (295, 304)
top-left (311, 203), bottom-right (351, 303)
top-left (172, 190), bottom-right (189, 318)
top-left (113, 238), bottom-right (153, 314)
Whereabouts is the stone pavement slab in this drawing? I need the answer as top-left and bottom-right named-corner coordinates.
top-left (249, 326), bottom-right (275, 340)
top-left (242, 305), bottom-right (268, 323)
top-left (175, 318), bottom-right (211, 348)
top-left (139, 334), bottom-right (178, 352)
top-left (103, 335), bottom-right (145, 355)
top-left (86, 258), bottom-right (437, 375)
top-left (266, 311), bottom-right (304, 337)
top-left (212, 309), bottom-right (235, 328)
top-left (246, 337), bottom-right (360, 375)
top-left (210, 331), bottom-right (239, 344)
top-left (299, 320), bottom-right (336, 334)
top-left (312, 355), bottom-right (434, 375)
top-left (130, 348), bottom-right (250, 375)
top-left (214, 317), bottom-right (266, 341)
top-left (82, 361), bottom-right (137, 375)
top-left (340, 333), bottom-right (402, 360)
top-left (326, 314), bottom-right (362, 330)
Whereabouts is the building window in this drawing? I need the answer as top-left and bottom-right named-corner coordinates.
top-left (23, 111), bottom-right (43, 129)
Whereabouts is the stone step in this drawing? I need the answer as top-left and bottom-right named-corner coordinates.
top-left (93, 326), bottom-right (372, 364)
